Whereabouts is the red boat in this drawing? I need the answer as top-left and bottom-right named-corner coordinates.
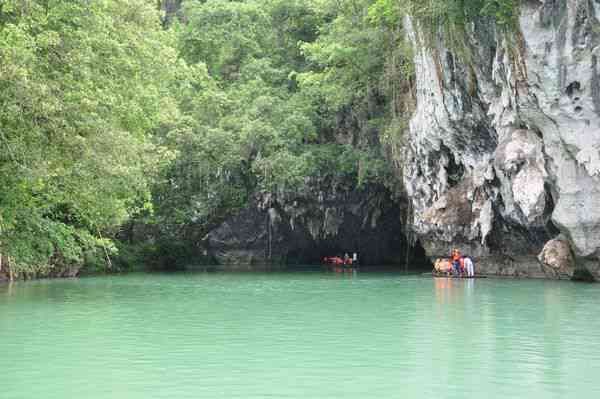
top-left (322, 256), bottom-right (358, 272)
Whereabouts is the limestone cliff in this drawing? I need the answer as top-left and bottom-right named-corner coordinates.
top-left (401, 0), bottom-right (600, 278)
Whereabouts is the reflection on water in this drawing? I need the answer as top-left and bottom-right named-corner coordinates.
top-left (1, 272), bottom-right (600, 399)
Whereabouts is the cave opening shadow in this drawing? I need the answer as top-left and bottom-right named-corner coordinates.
top-left (408, 240), bottom-right (433, 271)
top-left (284, 239), bottom-right (432, 272)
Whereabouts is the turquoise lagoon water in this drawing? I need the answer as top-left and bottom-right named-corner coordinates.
top-left (1, 271), bottom-right (600, 398)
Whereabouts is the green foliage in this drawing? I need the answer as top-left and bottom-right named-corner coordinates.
top-left (481, 0), bottom-right (519, 27)
top-left (298, 0), bottom-right (389, 112)
top-left (179, 0), bottom-right (271, 79)
top-left (368, 0), bottom-right (402, 26)
top-left (405, 0), bottom-right (519, 46)
top-left (0, 0), bottom-right (179, 274)
top-left (112, 241), bottom-right (158, 272)
top-left (406, 0), bottom-right (518, 26)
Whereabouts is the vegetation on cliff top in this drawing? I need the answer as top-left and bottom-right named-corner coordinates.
top-left (0, 0), bottom-right (518, 276)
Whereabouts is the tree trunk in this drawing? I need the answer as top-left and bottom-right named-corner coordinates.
top-left (8, 258), bottom-right (14, 282)
top-left (97, 227), bottom-right (113, 270)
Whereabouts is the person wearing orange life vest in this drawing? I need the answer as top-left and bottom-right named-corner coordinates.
top-left (451, 249), bottom-right (461, 276)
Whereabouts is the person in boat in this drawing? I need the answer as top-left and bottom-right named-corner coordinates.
top-left (433, 258), bottom-right (451, 276)
top-left (322, 256), bottom-right (338, 265)
top-left (464, 256), bottom-right (474, 277)
top-left (451, 249), bottom-right (461, 276)
top-left (344, 253), bottom-right (350, 266)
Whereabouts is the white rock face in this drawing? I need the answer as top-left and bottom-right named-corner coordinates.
top-left (494, 129), bottom-right (548, 225)
top-left (403, 1), bottom-right (600, 276)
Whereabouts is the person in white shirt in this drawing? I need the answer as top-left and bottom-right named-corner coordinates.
top-left (464, 256), bottom-right (475, 277)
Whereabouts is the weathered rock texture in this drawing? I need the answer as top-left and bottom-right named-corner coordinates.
top-left (204, 185), bottom-right (420, 268)
top-left (402, 0), bottom-right (600, 278)
top-left (538, 236), bottom-right (576, 278)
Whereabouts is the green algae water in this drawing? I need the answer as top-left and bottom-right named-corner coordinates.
top-left (1, 272), bottom-right (600, 399)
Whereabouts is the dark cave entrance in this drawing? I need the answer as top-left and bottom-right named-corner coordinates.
top-left (284, 237), bottom-right (432, 271)
top-left (409, 240), bottom-right (432, 270)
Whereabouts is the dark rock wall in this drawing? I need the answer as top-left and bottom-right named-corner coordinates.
top-left (205, 185), bottom-right (427, 268)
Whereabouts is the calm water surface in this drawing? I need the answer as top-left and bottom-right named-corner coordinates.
top-left (1, 271), bottom-right (600, 398)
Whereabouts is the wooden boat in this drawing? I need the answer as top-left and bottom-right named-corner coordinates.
top-left (432, 258), bottom-right (484, 278)
top-left (426, 272), bottom-right (487, 279)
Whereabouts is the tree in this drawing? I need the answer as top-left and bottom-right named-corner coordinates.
top-left (0, 0), bottom-right (179, 276)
